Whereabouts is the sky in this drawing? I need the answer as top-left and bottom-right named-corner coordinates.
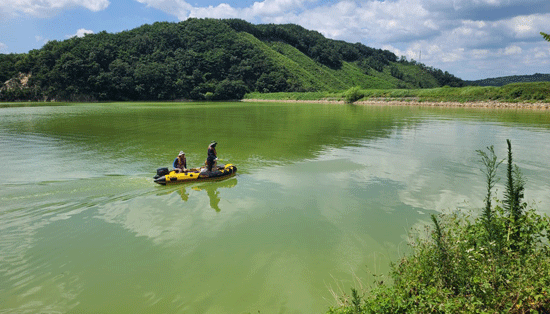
top-left (1, 0), bottom-right (549, 80)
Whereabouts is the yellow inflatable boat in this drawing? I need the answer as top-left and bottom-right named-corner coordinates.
top-left (154, 164), bottom-right (237, 185)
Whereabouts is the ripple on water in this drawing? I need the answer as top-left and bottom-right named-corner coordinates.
top-left (2, 103), bottom-right (550, 313)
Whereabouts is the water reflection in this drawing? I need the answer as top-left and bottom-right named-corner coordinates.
top-left (2, 103), bottom-right (550, 313)
top-left (178, 178), bottom-right (238, 212)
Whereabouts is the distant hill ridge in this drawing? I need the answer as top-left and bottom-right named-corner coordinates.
top-left (0, 18), bottom-right (464, 101)
top-left (467, 73), bottom-right (550, 86)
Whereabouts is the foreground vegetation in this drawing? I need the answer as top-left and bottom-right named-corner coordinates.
top-left (244, 82), bottom-right (550, 104)
top-left (328, 140), bottom-right (550, 313)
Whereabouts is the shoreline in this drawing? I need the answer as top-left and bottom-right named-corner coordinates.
top-left (242, 98), bottom-right (550, 110)
top-left (2, 99), bottom-right (549, 110)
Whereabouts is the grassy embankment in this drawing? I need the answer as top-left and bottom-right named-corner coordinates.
top-left (326, 140), bottom-right (550, 313)
top-left (244, 82), bottom-right (550, 105)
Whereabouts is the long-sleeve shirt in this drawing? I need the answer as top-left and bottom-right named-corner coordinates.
top-left (207, 147), bottom-right (217, 162)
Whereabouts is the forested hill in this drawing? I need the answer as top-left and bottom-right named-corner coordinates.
top-left (0, 18), bottom-right (464, 101)
top-left (466, 73), bottom-right (550, 86)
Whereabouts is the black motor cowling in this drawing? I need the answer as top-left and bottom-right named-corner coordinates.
top-left (154, 167), bottom-right (170, 179)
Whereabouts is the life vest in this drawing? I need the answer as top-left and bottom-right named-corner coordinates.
top-left (176, 156), bottom-right (186, 168)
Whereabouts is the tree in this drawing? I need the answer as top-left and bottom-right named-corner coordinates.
top-left (541, 32), bottom-right (550, 42)
top-left (214, 79), bottom-right (248, 100)
top-left (255, 72), bottom-right (288, 93)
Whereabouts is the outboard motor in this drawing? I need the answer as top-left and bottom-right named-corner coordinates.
top-left (154, 167), bottom-right (169, 179)
top-left (154, 175), bottom-right (167, 185)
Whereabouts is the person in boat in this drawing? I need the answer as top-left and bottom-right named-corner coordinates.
top-left (206, 141), bottom-right (218, 172)
top-left (173, 151), bottom-right (187, 173)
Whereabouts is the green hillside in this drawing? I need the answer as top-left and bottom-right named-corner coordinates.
top-left (270, 41), bottom-right (403, 90)
top-left (0, 18), bottom-right (464, 102)
top-left (466, 73), bottom-right (550, 86)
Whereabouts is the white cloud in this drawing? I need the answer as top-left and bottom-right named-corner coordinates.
top-left (450, 0), bottom-right (516, 9)
top-left (424, 0), bottom-right (548, 19)
top-left (134, 0), bottom-right (193, 20)
top-left (440, 48), bottom-right (465, 62)
top-left (533, 47), bottom-right (549, 59)
top-left (134, 0), bottom-right (316, 20)
top-left (0, 0), bottom-right (110, 18)
top-left (189, 3), bottom-right (241, 19)
top-left (67, 28), bottom-right (94, 38)
top-left (499, 14), bottom-right (550, 39)
top-left (247, 0), bottom-right (313, 16)
top-left (255, 0), bottom-right (442, 45)
top-left (471, 49), bottom-right (490, 59)
top-left (504, 45), bottom-right (522, 55)
top-left (370, 8), bottom-right (547, 78)
top-left (0, 42), bottom-right (7, 52)
top-left (444, 20), bottom-right (494, 49)
top-left (35, 35), bottom-right (49, 45)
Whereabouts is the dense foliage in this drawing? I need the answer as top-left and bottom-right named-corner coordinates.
top-left (466, 73), bottom-right (550, 86)
top-left (328, 141), bottom-right (550, 313)
top-left (0, 18), bottom-right (464, 102)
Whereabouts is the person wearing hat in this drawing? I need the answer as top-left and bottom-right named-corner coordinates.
top-left (173, 151), bottom-right (187, 173)
top-left (206, 141), bottom-right (218, 172)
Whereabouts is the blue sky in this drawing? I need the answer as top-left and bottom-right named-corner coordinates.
top-left (1, 0), bottom-right (549, 80)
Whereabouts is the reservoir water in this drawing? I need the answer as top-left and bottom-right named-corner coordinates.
top-left (1, 102), bottom-right (550, 313)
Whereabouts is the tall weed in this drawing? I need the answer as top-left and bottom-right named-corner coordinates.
top-left (328, 140), bottom-right (550, 314)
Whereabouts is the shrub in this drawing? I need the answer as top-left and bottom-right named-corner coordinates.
top-left (327, 140), bottom-right (550, 313)
top-left (204, 91), bottom-right (214, 101)
top-left (344, 86), bottom-right (364, 103)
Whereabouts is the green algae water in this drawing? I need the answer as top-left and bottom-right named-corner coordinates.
top-left (1, 102), bottom-right (550, 313)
